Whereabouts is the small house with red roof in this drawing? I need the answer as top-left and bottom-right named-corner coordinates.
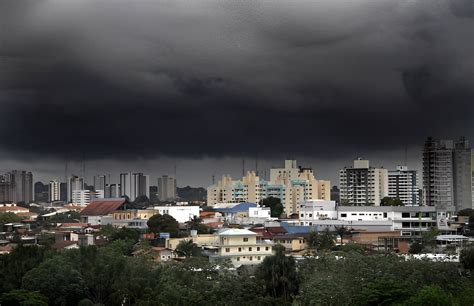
top-left (80, 198), bottom-right (135, 225)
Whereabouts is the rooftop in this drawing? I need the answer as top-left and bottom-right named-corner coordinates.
top-left (218, 228), bottom-right (257, 236)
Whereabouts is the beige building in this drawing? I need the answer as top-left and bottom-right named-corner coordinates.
top-left (339, 158), bottom-right (388, 206)
top-left (207, 160), bottom-right (331, 216)
top-left (210, 229), bottom-right (274, 266)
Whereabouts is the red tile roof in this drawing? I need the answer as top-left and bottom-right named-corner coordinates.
top-left (59, 223), bottom-right (89, 228)
top-left (0, 206), bottom-right (29, 212)
top-left (80, 199), bottom-right (127, 216)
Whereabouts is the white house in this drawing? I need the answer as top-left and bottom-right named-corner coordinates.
top-left (153, 205), bottom-right (200, 223)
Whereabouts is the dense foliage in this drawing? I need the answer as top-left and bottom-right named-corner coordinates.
top-left (259, 197), bottom-right (284, 218)
top-left (1, 239), bottom-right (474, 305)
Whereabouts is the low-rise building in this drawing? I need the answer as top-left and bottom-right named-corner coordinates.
top-left (209, 228), bottom-right (274, 266)
top-left (152, 206), bottom-right (200, 223)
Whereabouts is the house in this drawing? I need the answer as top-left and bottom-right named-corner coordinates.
top-left (51, 240), bottom-right (79, 250)
top-left (209, 228), bottom-right (274, 267)
top-left (0, 205), bottom-right (30, 214)
top-left (151, 247), bottom-right (174, 262)
top-left (273, 234), bottom-right (308, 253)
top-left (152, 206), bottom-right (200, 223)
top-left (80, 198), bottom-right (135, 225)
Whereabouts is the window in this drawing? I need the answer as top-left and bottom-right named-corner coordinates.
top-left (257, 256), bottom-right (261, 260)
top-left (265, 247), bottom-right (269, 251)
top-left (225, 248), bottom-right (230, 252)
top-left (238, 247), bottom-right (242, 252)
top-left (341, 213), bottom-right (347, 217)
top-left (257, 247), bottom-right (260, 251)
top-left (402, 212), bottom-right (410, 218)
top-left (249, 256), bottom-right (253, 261)
top-left (243, 237), bottom-right (248, 242)
top-left (249, 247), bottom-right (252, 251)
top-left (237, 257), bottom-right (240, 261)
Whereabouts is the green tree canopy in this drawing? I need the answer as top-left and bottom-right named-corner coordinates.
top-left (0, 289), bottom-right (49, 306)
top-left (256, 244), bottom-right (298, 303)
top-left (22, 256), bottom-right (87, 306)
top-left (461, 247), bottom-right (474, 271)
top-left (0, 212), bottom-right (23, 224)
top-left (307, 229), bottom-right (336, 252)
top-left (147, 214), bottom-right (179, 237)
top-left (259, 197), bottom-right (284, 218)
top-left (380, 197), bottom-right (404, 206)
top-left (175, 240), bottom-right (197, 258)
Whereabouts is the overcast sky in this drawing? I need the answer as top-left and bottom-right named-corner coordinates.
top-left (1, 0), bottom-right (473, 187)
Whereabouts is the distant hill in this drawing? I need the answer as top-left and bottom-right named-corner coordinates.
top-left (177, 186), bottom-right (206, 201)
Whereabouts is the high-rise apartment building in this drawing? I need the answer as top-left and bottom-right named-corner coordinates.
top-left (71, 189), bottom-right (104, 206)
top-left (105, 183), bottom-right (120, 198)
top-left (423, 137), bottom-right (472, 211)
top-left (207, 160), bottom-right (330, 216)
top-left (68, 175), bottom-right (84, 203)
top-left (119, 172), bottom-right (150, 201)
top-left (3, 171), bottom-right (33, 203)
top-left (388, 166), bottom-right (419, 206)
top-left (157, 175), bottom-right (177, 201)
top-left (94, 175), bottom-right (107, 193)
top-left (339, 158), bottom-right (388, 206)
top-left (48, 179), bottom-right (61, 202)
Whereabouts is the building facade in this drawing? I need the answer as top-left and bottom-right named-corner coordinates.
top-left (68, 176), bottom-right (84, 203)
top-left (339, 159), bottom-right (388, 206)
top-left (1, 171), bottom-right (33, 203)
top-left (48, 180), bottom-right (61, 202)
top-left (207, 160), bottom-right (330, 216)
top-left (157, 175), bottom-right (177, 201)
top-left (119, 172), bottom-right (150, 201)
top-left (388, 166), bottom-right (419, 206)
top-left (423, 137), bottom-right (472, 211)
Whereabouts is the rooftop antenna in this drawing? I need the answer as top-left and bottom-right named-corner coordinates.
top-left (242, 159), bottom-right (245, 177)
top-left (404, 146), bottom-right (408, 167)
top-left (212, 174), bottom-right (215, 185)
top-left (174, 165), bottom-right (177, 179)
top-left (255, 153), bottom-right (258, 176)
top-left (82, 152), bottom-right (86, 183)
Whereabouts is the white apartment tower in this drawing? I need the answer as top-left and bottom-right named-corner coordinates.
top-left (48, 179), bottom-right (61, 202)
top-left (120, 172), bottom-right (150, 201)
top-left (339, 158), bottom-right (388, 206)
top-left (388, 166), bottom-right (419, 206)
top-left (68, 175), bottom-right (84, 203)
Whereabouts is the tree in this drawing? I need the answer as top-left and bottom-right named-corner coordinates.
top-left (0, 212), bottom-right (22, 224)
top-left (404, 285), bottom-right (453, 306)
top-left (307, 229), bottom-right (335, 252)
top-left (334, 226), bottom-right (351, 244)
top-left (147, 214), bottom-right (179, 237)
top-left (408, 241), bottom-right (423, 254)
top-left (0, 289), bottom-right (49, 306)
top-left (186, 216), bottom-right (202, 231)
top-left (175, 240), bottom-right (197, 258)
top-left (256, 244), bottom-right (298, 303)
top-left (133, 195), bottom-right (150, 208)
top-left (380, 197), bottom-right (404, 206)
top-left (260, 197), bottom-right (284, 218)
top-left (22, 256), bottom-right (87, 306)
top-left (460, 247), bottom-right (474, 271)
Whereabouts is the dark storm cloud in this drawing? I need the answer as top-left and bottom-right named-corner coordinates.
top-left (1, 0), bottom-right (474, 163)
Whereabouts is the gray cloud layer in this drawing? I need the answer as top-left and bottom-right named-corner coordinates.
top-left (1, 0), bottom-right (474, 165)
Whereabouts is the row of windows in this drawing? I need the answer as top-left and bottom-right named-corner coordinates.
top-left (236, 256), bottom-right (262, 261)
top-left (225, 246), bottom-right (270, 252)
